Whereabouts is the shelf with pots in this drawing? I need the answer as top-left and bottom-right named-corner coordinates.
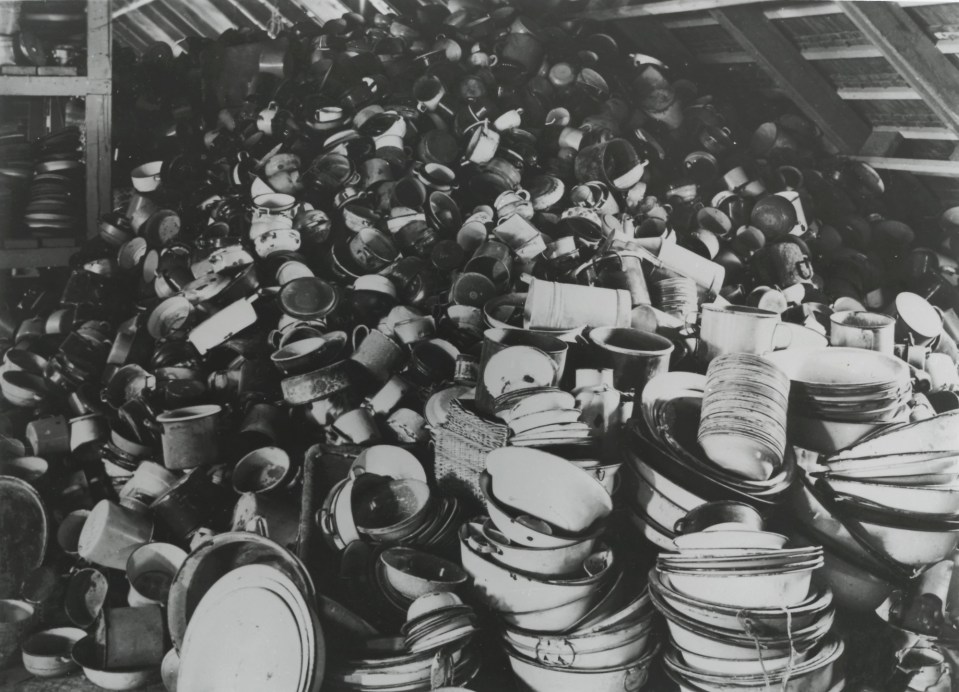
top-left (0, 0), bottom-right (111, 269)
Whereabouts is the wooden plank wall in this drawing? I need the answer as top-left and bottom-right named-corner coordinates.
top-left (615, 1), bottom-right (959, 209)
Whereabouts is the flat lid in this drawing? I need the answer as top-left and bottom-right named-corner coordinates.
top-left (178, 572), bottom-right (306, 692)
top-left (0, 476), bottom-right (47, 598)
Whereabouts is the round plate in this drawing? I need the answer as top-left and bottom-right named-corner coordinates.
top-left (0, 476), bottom-right (48, 598)
top-left (178, 567), bottom-right (308, 692)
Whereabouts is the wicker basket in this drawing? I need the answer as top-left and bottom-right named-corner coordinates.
top-left (432, 399), bottom-right (509, 511)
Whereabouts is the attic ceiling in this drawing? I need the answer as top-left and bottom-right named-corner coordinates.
top-left (110, 0), bottom-right (396, 53)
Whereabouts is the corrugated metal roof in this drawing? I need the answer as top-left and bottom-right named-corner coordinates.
top-left (111, 0), bottom-right (396, 53)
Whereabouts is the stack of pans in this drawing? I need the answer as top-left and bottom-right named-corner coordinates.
top-left (25, 127), bottom-right (83, 238)
top-left (697, 353), bottom-right (790, 482)
top-left (623, 372), bottom-right (794, 549)
top-left (764, 347), bottom-right (911, 454)
top-left (792, 411), bottom-right (959, 612)
top-left (649, 528), bottom-right (843, 692)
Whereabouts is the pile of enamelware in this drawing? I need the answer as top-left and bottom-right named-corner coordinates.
top-left (5, 0), bottom-right (959, 689)
top-left (649, 520), bottom-right (842, 692)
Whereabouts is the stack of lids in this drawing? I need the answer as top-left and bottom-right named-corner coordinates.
top-left (25, 127), bottom-right (83, 238)
top-left (493, 386), bottom-right (591, 446)
top-left (649, 526), bottom-right (842, 692)
top-left (177, 564), bottom-right (326, 692)
top-left (624, 371), bottom-right (794, 549)
top-left (697, 353), bottom-right (790, 482)
top-left (401, 592), bottom-right (478, 654)
top-left (793, 411), bottom-right (959, 610)
top-left (764, 347), bottom-right (911, 454)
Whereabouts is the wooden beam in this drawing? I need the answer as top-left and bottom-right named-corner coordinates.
top-left (0, 76), bottom-right (110, 96)
top-left (837, 86), bottom-right (921, 100)
top-left (564, 0), bottom-right (777, 23)
top-left (0, 247), bottom-right (77, 269)
top-left (846, 156), bottom-right (959, 177)
top-left (710, 6), bottom-right (871, 154)
top-left (873, 125), bottom-right (959, 141)
top-left (840, 1), bottom-right (959, 136)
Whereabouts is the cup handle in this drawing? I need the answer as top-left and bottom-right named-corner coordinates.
top-left (352, 324), bottom-right (370, 350)
top-left (246, 516), bottom-right (269, 538)
top-left (772, 322), bottom-right (792, 351)
top-left (488, 55), bottom-right (498, 66)
top-left (517, 190), bottom-right (530, 201)
top-left (673, 517), bottom-right (688, 534)
top-left (796, 258), bottom-right (813, 280)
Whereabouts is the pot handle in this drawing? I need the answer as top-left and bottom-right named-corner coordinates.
top-left (771, 322), bottom-right (793, 351)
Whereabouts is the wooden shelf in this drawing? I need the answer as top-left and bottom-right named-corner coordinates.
top-left (0, 246), bottom-right (78, 269)
top-left (0, 75), bottom-right (110, 96)
top-left (0, 0), bottom-right (112, 269)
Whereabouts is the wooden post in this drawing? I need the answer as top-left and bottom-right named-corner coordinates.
top-left (710, 5), bottom-right (871, 154)
top-left (85, 0), bottom-right (112, 239)
top-left (840, 1), bottom-right (959, 138)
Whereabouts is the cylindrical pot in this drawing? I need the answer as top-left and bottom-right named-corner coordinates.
top-left (155, 405), bottom-right (222, 470)
top-left (588, 327), bottom-right (673, 394)
top-left (149, 468), bottom-right (233, 542)
top-left (524, 278), bottom-right (632, 331)
top-left (77, 501), bottom-right (154, 571)
top-left (829, 311), bottom-right (895, 355)
top-left (94, 604), bottom-right (165, 669)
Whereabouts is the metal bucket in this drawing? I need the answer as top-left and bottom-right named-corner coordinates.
top-left (155, 405), bottom-right (222, 470)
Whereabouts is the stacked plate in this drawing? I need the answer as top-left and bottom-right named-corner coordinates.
top-left (764, 347), bottom-right (911, 453)
top-left (501, 586), bottom-right (660, 692)
top-left (791, 412), bottom-right (959, 611)
top-left (25, 127), bottom-right (83, 237)
top-left (493, 387), bottom-right (591, 446)
top-left (697, 353), bottom-right (790, 481)
top-left (625, 373), bottom-right (794, 549)
top-left (649, 528), bottom-right (841, 692)
top-left (401, 592), bottom-right (478, 654)
top-left (177, 564), bottom-right (325, 692)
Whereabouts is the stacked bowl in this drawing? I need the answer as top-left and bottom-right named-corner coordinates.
top-left (25, 127), bottom-right (84, 239)
top-left (764, 347), bottom-right (911, 454)
top-left (623, 372), bottom-right (794, 549)
top-left (649, 528), bottom-right (842, 692)
top-left (500, 586), bottom-right (660, 692)
top-left (458, 446), bottom-right (614, 632)
top-left (792, 411), bottom-right (959, 611)
top-left (697, 353), bottom-right (790, 482)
